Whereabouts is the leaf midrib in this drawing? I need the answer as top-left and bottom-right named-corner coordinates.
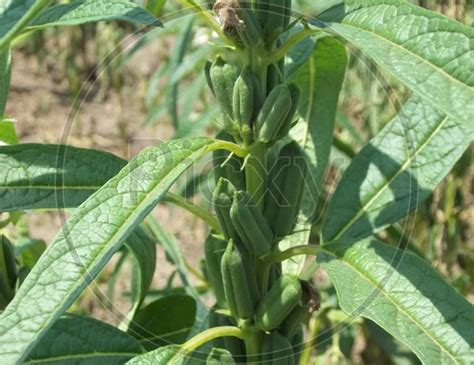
top-left (331, 4), bottom-right (474, 93)
top-left (330, 114), bottom-right (449, 241)
top-left (322, 245), bottom-right (460, 364)
top-left (5, 142), bottom-right (212, 362)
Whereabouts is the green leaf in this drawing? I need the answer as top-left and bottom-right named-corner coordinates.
top-left (0, 119), bottom-right (17, 145)
top-left (15, 238), bottom-right (46, 270)
top-left (322, 96), bottom-right (474, 242)
top-left (121, 225), bottom-right (157, 331)
top-left (29, 0), bottom-right (161, 30)
top-left (284, 24), bottom-right (316, 78)
top-left (126, 345), bottom-right (183, 365)
top-left (0, 137), bottom-right (214, 363)
top-left (207, 348), bottom-right (235, 364)
top-left (128, 294), bottom-right (196, 350)
top-left (25, 314), bottom-right (143, 364)
top-left (0, 48), bottom-right (11, 116)
top-left (365, 320), bottom-right (420, 365)
top-left (0, 144), bottom-right (126, 211)
top-left (283, 36), bottom-right (346, 274)
top-left (315, 0), bottom-right (474, 130)
top-left (318, 238), bottom-right (474, 364)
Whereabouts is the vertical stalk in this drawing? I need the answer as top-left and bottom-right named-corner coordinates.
top-left (245, 142), bottom-right (267, 211)
top-left (244, 329), bottom-right (263, 365)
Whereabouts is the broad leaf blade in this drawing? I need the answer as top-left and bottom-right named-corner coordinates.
top-left (315, 0), bottom-right (474, 130)
top-left (29, 0), bottom-right (161, 30)
top-left (322, 96), bottom-right (474, 242)
top-left (0, 138), bottom-right (213, 363)
top-left (318, 238), bottom-right (474, 364)
top-left (25, 314), bottom-right (143, 364)
top-left (128, 294), bottom-right (196, 350)
top-left (283, 36), bottom-right (347, 274)
top-left (0, 144), bottom-right (126, 211)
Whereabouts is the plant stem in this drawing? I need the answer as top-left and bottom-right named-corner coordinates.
top-left (299, 315), bottom-right (322, 365)
top-left (211, 140), bottom-right (249, 158)
top-left (0, 0), bottom-right (53, 53)
top-left (245, 142), bottom-right (267, 210)
top-left (264, 28), bottom-right (319, 65)
top-left (179, 326), bottom-right (245, 355)
top-left (244, 330), bottom-right (262, 365)
top-left (164, 192), bottom-right (220, 232)
top-left (262, 245), bottom-right (321, 264)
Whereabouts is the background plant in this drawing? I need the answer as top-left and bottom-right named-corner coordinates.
top-left (0, 0), bottom-right (473, 364)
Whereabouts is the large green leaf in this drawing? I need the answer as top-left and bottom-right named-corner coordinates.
top-left (282, 36), bottom-right (347, 274)
top-left (121, 225), bottom-right (157, 331)
top-left (29, 0), bottom-right (161, 30)
top-left (318, 238), bottom-right (474, 364)
top-left (128, 294), bottom-right (196, 350)
top-left (322, 97), bottom-right (474, 242)
top-left (0, 144), bottom-right (126, 211)
top-left (126, 345), bottom-right (183, 365)
top-left (25, 314), bottom-right (143, 364)
top-left (0, 138), bottom-right (215, 363)
top-left (0, 48), bottom-right (11, 116)
top-left (315, 0), bottom-right (474, 130)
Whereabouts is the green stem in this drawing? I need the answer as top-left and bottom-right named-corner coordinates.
top-left (244, 330), bottom-right (262, 365)
top-left (164, 192), bottom-right (220, 232)
top-left (245, 142), bottom-right (267, 210)
top-left (264, 28), bottom-right (319, 66)
top-left (211, 140), bottom-right (249, 158)
top-left (299, 315), bottom-right (321, 365)
top-left (262, 245), bottom-right (321, 265)
top-left (0, 0), bottom-right (53, 53)
top-left (179, 326), bottom-right (245, 355)
top-left (333, 135), bottom-right (357, 158)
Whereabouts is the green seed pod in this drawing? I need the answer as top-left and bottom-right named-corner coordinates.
top-left (213, 178), bottom-right (240, 242)
top-left (205, 60), bottom-right (215, 95)
top-left (208, 308), bottom-right (246, 360)
top-left (264, 141), bottom-right (307, 238)
top-left (281, 281), bottom-right (320, 337)
top-left (204, 233), bottom-right (228, 309)
top-left (255, 84), bottom-right (292, 144)
top-left (256, 274), bottom-right (302, 332)
top-left (230, 190), bottom-right (273, 256)
top-left (238, 3), bottom-right (263, 48)
top-left (291, 328), bottom-right (304, 364)
top-left (213, 132), bottom-right (246, 191)
top-left (0, 236), bottom-right (17, 308)
top-left (221, 240), bottom-right (260, 319)
top-left (284, 0), bottom-right (292, 29)
top-left (210, 57), bottom-right (240, 131)
top-left (255, 0), bottom-right (269, 30)
top-left (265, 0), bottom-right (289, 43)
top-left (266, 63), bottom-right (282, 95)
top-left (275, 83), bottom-right (301, 139)
top-left (261, 331), bottom-right (295, 364)
top-left (233, 66), bottom-right (256, 129)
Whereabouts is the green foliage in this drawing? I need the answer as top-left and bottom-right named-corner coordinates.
top-left (0, 0), bottom-right (472, 364)
top-left (315, 0), bottom-right (474, 130)
top-left (318, 238), bottom-right (474, 364)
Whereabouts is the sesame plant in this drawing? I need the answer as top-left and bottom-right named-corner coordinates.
top-left (0, 0), bottom-right (473, 364)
